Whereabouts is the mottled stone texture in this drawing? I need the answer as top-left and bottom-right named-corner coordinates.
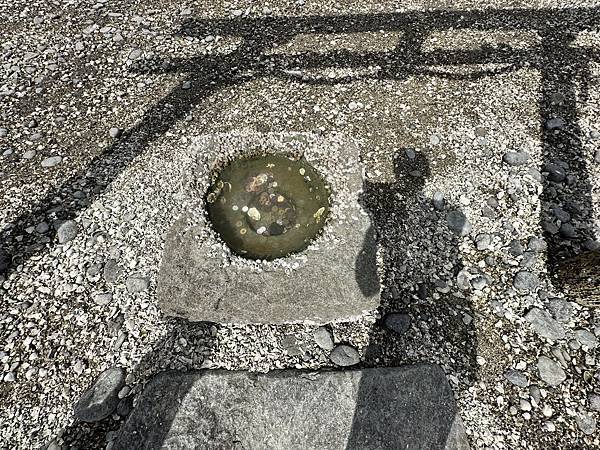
top-left (113, 364), bottom-right (468, 450)
top-left (157, 133), bottom-right (379, 323)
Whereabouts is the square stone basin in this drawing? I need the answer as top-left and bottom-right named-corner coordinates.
top-left (157, 133), bottom-right (379, 324)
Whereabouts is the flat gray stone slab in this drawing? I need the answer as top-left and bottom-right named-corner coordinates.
top-left (113, 364), bottom-right (468, 450)
top-left (157, 133), bottom-right (379, 323)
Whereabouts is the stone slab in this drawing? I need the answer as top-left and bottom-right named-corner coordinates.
top-left (113, 364), bottom-right (469, 450)
top-left (157, 133), bottom-right (380, 323)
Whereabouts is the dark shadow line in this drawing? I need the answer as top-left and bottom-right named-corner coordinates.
top-left (2, 7), bottom-right (600, 280)
top-left (539, 30), bottom-right (595, 278)
top-left (177, 7), bottom-right (600, 38)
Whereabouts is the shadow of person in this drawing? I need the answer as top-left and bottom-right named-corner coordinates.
top-left (348, 149), bottom-right (478, 448)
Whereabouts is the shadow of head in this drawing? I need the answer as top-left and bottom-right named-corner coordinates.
top-left (355, 149), bottom-right (431, 297)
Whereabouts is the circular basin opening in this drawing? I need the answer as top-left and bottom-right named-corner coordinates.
top-left (206, 154), bottom-right (331, 260)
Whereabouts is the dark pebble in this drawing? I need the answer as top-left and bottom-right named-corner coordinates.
top-left (383, 313), bottom-right (411, 335)
top-left (543, 163), bottom-right (566, 183)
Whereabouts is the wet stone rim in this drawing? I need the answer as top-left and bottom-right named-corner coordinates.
top-left (205, 153), bottom-right (332, 260)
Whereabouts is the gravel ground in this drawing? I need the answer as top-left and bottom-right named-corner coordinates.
top-left (1, 1), bottom-right (600, 449)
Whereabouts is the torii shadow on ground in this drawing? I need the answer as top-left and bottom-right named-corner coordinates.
top-left (7, 5), bottom-right (596, 449)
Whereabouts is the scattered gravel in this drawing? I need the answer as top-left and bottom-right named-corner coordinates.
top-left (1, 2), bottom-right (599, 449)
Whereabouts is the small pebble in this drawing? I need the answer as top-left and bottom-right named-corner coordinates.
top-left (574, 329), bottom-right (598, 350)
top-left (520, 399), bottom-right (532, 411)
top-left (126, 276), bottom-right (149, 293)
top-left (128, 48), bottom-right (143, 60)
top-left (313, 327), bottom-right (334, 351)
top-left (22, 150), bottom-right (36, 159)
top-left (109, 127), bottom-right (123, 138)
top-left (575, 412), bottom-right (597, 436)
top-left (432, 191), bottom-right (445, 211)
top-left (93, 292), bottom-right (113, 306)
top-left (513, 271), bottom-right (540, 293)
top-left (543, 163), bottom-right (566, 183)
top-left (56, 220), bottom-right (79, 244)
top-left (504, 369), bottom-right (528, 387)
top-left (41, 156), bottom-right (62, 168)
top-left (502, 152), bottom-right (529, 166)
top-left (537, 356), bottom-right (566, 386)
top-left (329, 344), bottom-right (360, 367)
top-left (446, 210), bottom-right (471, 236)
top-left (588, 393), bottom-right (600, 412)
top-left (35, 222), bottom-right (49, 234)
top-left (545, 117), bottom-right (565, 130)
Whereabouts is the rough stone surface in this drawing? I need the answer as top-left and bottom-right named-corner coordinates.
top-left (74, 367), bottom-right (126, 422)
top-left (113, 365), bottom-right (463, 450)
top-left (158, 134), bottom-right (380, 323)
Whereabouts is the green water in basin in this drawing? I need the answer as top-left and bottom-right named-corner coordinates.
top-left (206, 154), bottom-right (331, 260)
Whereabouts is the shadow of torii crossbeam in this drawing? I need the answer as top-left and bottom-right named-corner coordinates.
top-left (2, 6), bottom-right (600, 285)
